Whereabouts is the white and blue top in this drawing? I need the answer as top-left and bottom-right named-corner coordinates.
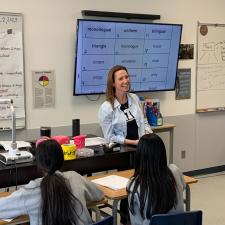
top-left (98, 93), bottom-right (152, 144)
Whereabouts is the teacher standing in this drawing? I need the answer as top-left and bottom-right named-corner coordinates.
top-left (99, 65), bottom-right (152, 225)
top-left (99, 65), bottom-right (152, 146)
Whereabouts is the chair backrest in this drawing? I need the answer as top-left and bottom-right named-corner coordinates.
top-left (150, 210), bottom-right (202, 225)
top-left (91, 216), bottom-right (113, 225)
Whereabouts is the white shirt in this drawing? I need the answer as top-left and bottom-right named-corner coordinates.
top-left (98, 93), bottom-right (152, 144)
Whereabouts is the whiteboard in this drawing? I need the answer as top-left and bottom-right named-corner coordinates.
top-left (196, 22), bottom-right (225, 112)
top-left (0, 13), bottom-right (25, 129)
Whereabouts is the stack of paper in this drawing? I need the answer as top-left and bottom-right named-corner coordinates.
top-left (92, 175), bottom-right (129, 190)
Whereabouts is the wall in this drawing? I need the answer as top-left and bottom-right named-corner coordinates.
top-left (1, 0), bottom-right (225, 172)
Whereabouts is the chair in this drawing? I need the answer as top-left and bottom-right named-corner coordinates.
top-left (91, 216), bottom-right (113, 225)
top-left (150, 210), bottom-right (202, 225)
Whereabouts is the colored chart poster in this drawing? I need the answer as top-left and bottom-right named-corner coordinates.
top-left (32, 70), bottom-right (55, 109)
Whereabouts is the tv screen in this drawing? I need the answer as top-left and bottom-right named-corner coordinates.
top-left (74, 19), bottom-right (182, 95)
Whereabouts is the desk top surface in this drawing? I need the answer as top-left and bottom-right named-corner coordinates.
top-left (151, 122), bottom-right (176, 131)
top-left (88, 169), bottom-right (197, 200)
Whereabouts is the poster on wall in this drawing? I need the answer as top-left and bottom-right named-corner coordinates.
top-left (176, 68), bottom-right (191, 100)
top-left (32, 70), bottom-right (55, 109)
top-left (179, 44), bottom-right (194, 59)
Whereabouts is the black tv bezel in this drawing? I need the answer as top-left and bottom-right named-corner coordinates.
top-left (73, 19), bottom-right (183, 96)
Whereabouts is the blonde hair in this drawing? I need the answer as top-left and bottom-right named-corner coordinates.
top-left (105, 65), bottom-right (129, 109)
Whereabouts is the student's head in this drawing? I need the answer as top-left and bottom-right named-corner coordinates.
top-left (128, 133), bottom-right (178, 218)
top-left (36, 139), bottom-right (64, 174)
top-left (106, 65), bottom-right (130, 107)
top-left (36, 139), bottom-right (82, 225)
top-left (135, 133), bottom-right (167, 175)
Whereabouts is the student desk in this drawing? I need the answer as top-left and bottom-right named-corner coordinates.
top-left (89, 169), bottom-right (198, 225)
top-left (0, 192), bottom-right (108, 225)
top-left (0, 215), bottom-right (28, 225)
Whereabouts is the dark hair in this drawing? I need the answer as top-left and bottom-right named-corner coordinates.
top-left (105, 65), bottom-right (129, 109)
top-left (127, 133), bottom-right (178, 219)
top-left (36, 139), bottom-right (83, 225)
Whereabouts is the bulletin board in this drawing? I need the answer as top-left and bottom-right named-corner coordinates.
top-left (196, 22), bottom-right (225, 112)
top-left (0, 12), bottom-right (25, 129)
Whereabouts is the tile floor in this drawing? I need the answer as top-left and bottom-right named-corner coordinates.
top-left (191, 172), bottom-right (225, 225)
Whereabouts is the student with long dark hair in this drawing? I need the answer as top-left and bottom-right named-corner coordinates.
top-left (0, 139), bottom-right (104, 225)
top-left (127, 133), bottom-right (185, 225)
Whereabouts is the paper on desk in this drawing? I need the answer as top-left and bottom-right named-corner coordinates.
top-left (85, 137), bottom-right (106, 146)
top-left (92, 175), bottom-right (129, 190)
top-left (2, 218), bottom-right (13, 222)
top-left (0, 141), bottom-right (31, 150)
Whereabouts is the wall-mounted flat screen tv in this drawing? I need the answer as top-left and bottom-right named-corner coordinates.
top-left (74, 19), bottom-right (182, 95)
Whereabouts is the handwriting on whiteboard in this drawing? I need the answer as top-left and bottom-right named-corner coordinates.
top-left (0, 30), bottom-right (25, 119)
